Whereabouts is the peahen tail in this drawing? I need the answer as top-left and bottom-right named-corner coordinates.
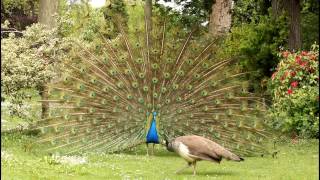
top-left (220, 148), bottom-right (244, 162)
top-left (33, 15), bottom-right (274, 156)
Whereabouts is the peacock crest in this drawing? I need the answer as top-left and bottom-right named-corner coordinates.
top-left (34, 14), bottom-right (273, 156)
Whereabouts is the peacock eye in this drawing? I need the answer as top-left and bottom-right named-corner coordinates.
top-left (151, 63), bottom-right (159, 69)
top-left (127, 94), bottom-right (133, 100)
top-left (138, 98), bottom-right (144, 104)
top-left (153, 93), bottom-right (158, 98)
top-left (201, 90), bottom-right (208, 97)
top-left (152, 77), bottom-right (158, 84)
top-left (166, 58), bottom-right (173, 63)
top-left (139, 72), bottom-right (145, 79)
top-left (177, 70), bottom-right (184, 76)
top-left (187, 59), bottom-right (193, 65)
top-left (143, 86), bottom-right (149, 92)
top-left (161, 87), bottom-right (167, 93)
top-left (172, 83), bottom-right (179, 90)
top-left (193, 73), bottom-right (201, 79)
top-left (202, 62), bottom-right (209, 69)
top-left (164, 72), bottom-right (171, 79)
top-left (132, 82), bottom-right (139, 88)
top-left (136, 58), bottom-right (144, 64)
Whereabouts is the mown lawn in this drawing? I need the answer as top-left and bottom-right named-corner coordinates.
top-left (1, 133), bottom-right (319, 180)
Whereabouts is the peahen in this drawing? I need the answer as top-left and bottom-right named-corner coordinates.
top-left (165, 135), bottom-right (244, 175)
top-left (34, 14), bottom-right (273, 157)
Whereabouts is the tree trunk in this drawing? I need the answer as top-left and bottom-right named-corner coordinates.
top-left (39, 0), bottom-right (59, 29)
top-left (209, 0), bottom-right (233, 37)
top-left (38, 0), bottom-right (59, 119)
top-left (144, 0), bottom-right (152, 31)
top-left (39, 85), bottom-right (49, 119)
top-left (286, 0), bottom-right (301, 51)
top-left (271, 0), bottom-right (282, 17)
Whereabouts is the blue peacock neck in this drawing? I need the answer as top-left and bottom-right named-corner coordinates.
top-left (146, 111), bottom-right (159, 144)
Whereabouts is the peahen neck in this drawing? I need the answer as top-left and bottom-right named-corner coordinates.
top-left (146, 112), bottom-right (159, 144)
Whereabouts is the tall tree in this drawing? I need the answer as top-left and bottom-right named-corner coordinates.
top-left (38, 0), bottom-right (59, 119)
top-left (272, 0), bottom-right (302, 50)
top-left (39, 0), bottom-right (59, 29)
top-left (271, 0), bottom-right (283, 17)
top-left (286, 0), bottom-right (301, 50)
top-left (209, 0), bottom-right (233, 36)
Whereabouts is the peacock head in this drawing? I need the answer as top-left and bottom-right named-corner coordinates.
top-left (152, 111), bottom-right (157, 117)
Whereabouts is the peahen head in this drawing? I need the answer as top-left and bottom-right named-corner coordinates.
top-left (164, 137), bottom-right (174, 152)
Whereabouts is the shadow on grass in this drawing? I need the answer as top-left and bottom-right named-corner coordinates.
top-left (121, 150), bottom-right (178, 157)
top-left (121, 144), bottom-right (178, 157)
top-left (179, 170), bottom-right (238, 177)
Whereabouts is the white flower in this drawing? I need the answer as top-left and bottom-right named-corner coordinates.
top-left (52, 155), bottom-right (87, 166)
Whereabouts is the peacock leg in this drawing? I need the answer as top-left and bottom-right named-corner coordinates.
top-left (152, 144), bottom-right (155, 156)
top-left (192, 162), bottom-right (197, 176)
top-left (146, 143), bottom-right (149, 156)
top-left (175, 162), bottom-right (191, 174)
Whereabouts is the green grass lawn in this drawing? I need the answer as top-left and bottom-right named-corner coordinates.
top-left (1, 133), bottom-right (319, 180)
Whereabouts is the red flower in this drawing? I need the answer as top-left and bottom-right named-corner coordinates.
top-left (301, 51), bottom-right (308, 56)
top-left (290, 81), bottom-right (298, 88)
top-left (300, 61), bottom-right (308, 67)
top-left (271, 72), bottom-right (277, 80)
top-left (295, 55), bottom-right (302, 64)
top-left (290, 71), bottom-right (296, 77)
top-left (284, 71), bottom-right (289, 77)
top-left (282, 51), bottom-right (290, 58)
top-left (287, 89), bottom-right (293, 95)
top-left (309, 54), bottom-right (316, 61)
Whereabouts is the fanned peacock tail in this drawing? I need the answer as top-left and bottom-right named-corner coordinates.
top-left (34, 15), bottom-right (274, 156)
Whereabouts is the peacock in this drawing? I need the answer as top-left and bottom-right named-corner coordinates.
top-left (165, 135), bottom-right (244, 175)
top-left (33, 13), bottom-right (274, 157)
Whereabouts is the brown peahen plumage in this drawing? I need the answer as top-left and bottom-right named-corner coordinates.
top-left (33, 14), bottom-right (273, 157)
top-left (165, 135), bottom-right (244, 175)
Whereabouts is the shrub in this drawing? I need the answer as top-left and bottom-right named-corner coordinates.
top-left (216, 13), bottom-right (288, 92)
top-left (269, 44), bottom-right (319, 138)
top-left (1, 22), bottom-right (67, 117)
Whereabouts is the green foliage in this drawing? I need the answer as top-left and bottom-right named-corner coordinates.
top-left (1, 0), bottom-right (38, 16)
top-left (269, 44), bottom-right (319, 138)
top-left (232, 0), bottom-right (271, 25)
top-left (1, 0), bottom-right (130, 117)
top-left (1, 22), bottom-right (67, 117)
top-left (1, 0), bottom-right (38, 30)
top-left (102, 0), bottom-right (128, 26)
top-left (154, 0), bottom-right (211, 31)
top-left (301, 1), bottom-right (319, 50)
top-left (58, 0), bottom-right (128, 41)
top-left (216, 13), bottom-right (288, 92)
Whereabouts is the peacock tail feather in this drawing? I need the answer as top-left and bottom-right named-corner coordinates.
top-left (33, 14), bottom-right (274, 156)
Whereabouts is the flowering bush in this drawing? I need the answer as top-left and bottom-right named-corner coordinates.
top-left (269, 44), bottom-right (319, 138)
top-left (1, 22), bottom-right (69, 117)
